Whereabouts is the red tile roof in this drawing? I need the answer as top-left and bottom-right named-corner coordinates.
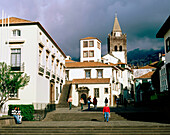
top-left (65, 60), bottom-right (76, 63)
top-left (80, 37), bottom-right (101, 43)
top-left (0, 17), bottom-right (33, 24)
top-left (66, 62), bottom-right (113, 68)
top-left (138, 65), bottom-right (156, 69)
top-left (72, 78), bottom-right (110, 84)
top-left (0, 17), bottom-right (67, 58)
top-left (136, 71), bottom-right (155, 79)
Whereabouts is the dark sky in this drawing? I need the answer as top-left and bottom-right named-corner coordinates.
top-left (0, 0), bottom-right (169, 59)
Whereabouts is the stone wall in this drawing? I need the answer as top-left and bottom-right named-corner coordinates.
top-left (0, 116), bottom-right (15, 126)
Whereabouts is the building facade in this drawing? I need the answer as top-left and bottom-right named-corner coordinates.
top-left (80, 37), bottom-right (101, 62)
top-left (156, 16), bottom-right (170, 92)
top-left (0, 17), bottom-right (66, 113)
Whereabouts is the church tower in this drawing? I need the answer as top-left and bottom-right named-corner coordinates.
top-left (108, 14), bottom-right (127, 63)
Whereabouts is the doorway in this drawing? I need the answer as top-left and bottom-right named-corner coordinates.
top-left (50, 82), bottom-right (55, 104)
top-left (81, 94), bottom-right (87, 105)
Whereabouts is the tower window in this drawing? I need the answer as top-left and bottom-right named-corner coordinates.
top-left (89, 50), bottom-right (94, 57)
top-left (119, 46), bottom-right (122, 51)
top-left (115, 46), bottom-right (117, 51)
top-left (89, 41), bottom-right (94, 47)
top-left (83, 41), bottom-right (88, 47)
top-left (83, 51), bottom-right (88, 57)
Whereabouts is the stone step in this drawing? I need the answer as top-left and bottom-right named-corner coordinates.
top-left (1, 126), bottom-right (170, 135)
top-left (43, 112), bottom-right (126, 121)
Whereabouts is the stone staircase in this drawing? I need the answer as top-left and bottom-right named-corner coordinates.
top-left (43, 110), bottom-right (126, 121)
top-left (1, 125), bottom-right (170, 134)
top-left (56, 84), bottom-right (71, 108)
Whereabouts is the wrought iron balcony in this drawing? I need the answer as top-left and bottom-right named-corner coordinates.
top-left (52, 72), bottom-right (56, 79)
top-left (46, 68), bottom-right (51, 78)
top-left (11, 62), bottom-right (25, 72)
top-left (38, 64), bottom-right (45, 75)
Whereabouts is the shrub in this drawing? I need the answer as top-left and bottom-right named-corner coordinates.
top-left (8, 104), bottom-right (34, 121)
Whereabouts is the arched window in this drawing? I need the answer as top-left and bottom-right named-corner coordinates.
top-left (119, 46), bottom-right (122, 51)
top-left (115, 46), bottom-right (117, 51)
top-left (12, 29), bottom-right (21, 36)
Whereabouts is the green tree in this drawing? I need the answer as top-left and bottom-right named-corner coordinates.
top-left (0, 62), bottom-right (30, 110)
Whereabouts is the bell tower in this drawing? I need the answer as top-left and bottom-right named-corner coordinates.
top-left (108, 14), bottom-right (127, 63)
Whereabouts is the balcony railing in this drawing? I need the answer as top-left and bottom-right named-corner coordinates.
top-left (11, 62), bottom-right (25, 72)
top-left (52, 71), bottom-right (56, 79)
top-left (38, 64), bottom-right (45, 75)
top-left (46, 68), bottom-right (51, 78)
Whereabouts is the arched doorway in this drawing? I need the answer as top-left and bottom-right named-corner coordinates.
top-left (81, 93), bottom-right (87, 105)
top-left (77, 86), bottom-right (89, 106)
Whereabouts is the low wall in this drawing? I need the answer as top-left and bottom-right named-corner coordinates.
top-left (0, 116), bottom-right (15, 126)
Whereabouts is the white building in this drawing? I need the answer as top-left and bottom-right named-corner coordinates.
top-left (156, 16), bottom-right (170, 92)
top-left (65, 61), bottom-right (122, 107)
top-left (80, 37), bottom-right (101, 62)
top-left (0, 17), bottom-right (66, 113)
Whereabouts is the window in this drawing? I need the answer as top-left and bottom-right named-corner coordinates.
top-left (89, 50), bottom-right (94, 57)
top-left (166, 37), bottom-right (170, 53)
top-left (56, 87), bottom-right (58, 100)
top-left (83, 51), bottom-right (88, 57)
top-left (46, 51), bottom-right (49, 68)
top-left (83, 41), bottom-right (88, 47)
top-left (119, 46), bottom-right (122, 51)
top-left (39, 50), bottom-right (42, 64)
top-left (94, 88), bottom-right (99, 98)
top-left (51, 56), bottom-right (55, 72)
top-left (85, 70), bottom-right (91, 78)
top-left (104, 88), bottom-right (108, 94)
top-left (97, 69), bottom-right (103, 78)
top-left (11, 48), bottom-right (21, 71)
top-left (13, 30), bottom-right (21, 36)
top-left (115, 46), bottom-right (117, 51)
top-left (39, 44), bottom-right (43, 64)
top-left (89, 41), bottom-right (94, 47)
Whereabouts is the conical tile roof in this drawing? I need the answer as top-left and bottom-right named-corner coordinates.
top-left (113, 14), bottom-right (122, 33)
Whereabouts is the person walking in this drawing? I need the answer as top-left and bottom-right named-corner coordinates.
top-left (87, 96), bottom-right (91, 110)
top-left (103, 104), bottom-right (110, 122)
top-left (80, 98), bottom-right (84, 110)
top-left (93, 97), bottom-right (97, 110)
top-left (105, 97), bottom-right (108, 106)
top-left (68, 96), bottom-right (73, 110)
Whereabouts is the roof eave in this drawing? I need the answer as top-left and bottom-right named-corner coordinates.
top-left (0, 21), bottom-right (67, 58)
top-left (156, 16), bottom-right (170, 38)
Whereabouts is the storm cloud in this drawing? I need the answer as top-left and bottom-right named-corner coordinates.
top-left (0, 0), bottom-right (169, 59)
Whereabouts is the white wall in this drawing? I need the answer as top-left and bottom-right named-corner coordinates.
top-left (102, 54), bottom-right (119, 64)
top-left (80, 39), bottom-right (101, 62)
top-left (112, 51), bottom-right (125, 63)
top-left (72, 83), bottom-right (110, 107)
